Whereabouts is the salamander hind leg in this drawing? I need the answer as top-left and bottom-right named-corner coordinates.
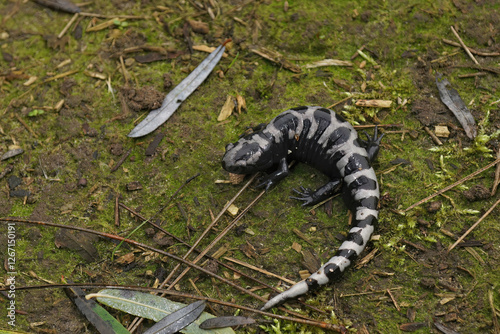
top-left (290, 179), bottom-right (341, 206)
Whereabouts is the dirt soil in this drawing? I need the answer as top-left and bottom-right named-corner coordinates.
top-left (0, 1), bottom-right (499, 333)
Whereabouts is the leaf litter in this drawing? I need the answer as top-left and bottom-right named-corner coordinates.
top-left (128, 42), bottom-right (228, 138)
top-left (435, 73), bottom-right (477, 139)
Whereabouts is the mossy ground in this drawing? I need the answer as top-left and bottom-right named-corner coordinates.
top-left (0, 0), bottom-right (499, 333)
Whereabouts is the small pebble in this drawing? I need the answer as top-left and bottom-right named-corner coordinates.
top-left (7, 175), bottom-right (22, 190)
top-left (10, 189), bottom-right (31, 197)
top-left (77, 178), bottom-right (87, 187)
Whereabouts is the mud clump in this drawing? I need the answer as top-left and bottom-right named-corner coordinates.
top-left (120, 86), bottom-right (164, 112)
top-left (462, 184), bottom-right (490, 201)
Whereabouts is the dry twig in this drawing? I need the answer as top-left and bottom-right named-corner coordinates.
top-left (118, 203), bottom-right (284, 293)
top-left (14, 114), bottom-right (38, 138)
top-left (489, 290), bottom-right (500, 334)
top-left (355, 99), bottom-right (392, 108)
top-left (128, 174), bottom-right (259, 332)
top-left (340, 286), bottom-right (402, 298)
top-left (447, 197), bottom-right (500, 252)
top-left (250, 47), bottom-right (301, 73)
top-left (404, 157), bottom-right (500, 212)
top-left (387, 289), bottom-right (401, 311)
top-left (167, 190), bottom-right (266, 289)
top-left (491, 149), bottom-right (500, 196)
top-left (79, 12), bottom-right (148, 19)
top-left (442, 38), bottom-right (500, 57)
top-left (450, 26), bottom-right (479, 65)
top-left (424, 126), bottom-right (442, 145)
top-left (109, 149), bottom-right (131, 173)
top-left (224, 256), bottom-right (296, 285)
top-left (58, 13), bottom-right (79, 39)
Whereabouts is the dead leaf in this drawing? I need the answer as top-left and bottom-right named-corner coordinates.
top-left (115, 252), bottom-right (135, 265)
top-left (134, 53), bottom-right (166, 63)
top-left (32, 0), bottom-right (80, 13)
top-left (143, 300), bottom-right (206, 334)
top-left (23, 76), bottom-right (37, 86)
top-left (236, 94), bottom-right (246, 113)
top-left (153, 232), bottom-right (175, 246)
top-left (229, 173), bottom-right (245, 185)
top-left (436, 73), bottom-right (477, 139)
top-left (44, 34), bottom-right (70, 51)
top-left (435, 126), bottom-right (450, 138)
top-left (218, 95), bottom-right (235, 121)
top-left (200, 316), bottom-right (256, 330)
top-left (399, 322), bottom-right (427, 332)
top-left (291, 241), bottom-right (302, 253)
top-left (54, 230), bottom-right (99, 262)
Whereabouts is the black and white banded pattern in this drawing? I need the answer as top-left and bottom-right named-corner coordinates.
top-left (222, 106), bottom-right (382, 310)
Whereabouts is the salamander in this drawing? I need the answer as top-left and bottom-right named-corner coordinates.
top-left (221, 106), bottom-right (382, 311)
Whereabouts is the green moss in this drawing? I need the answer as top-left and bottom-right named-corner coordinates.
top-left (1, 0), bottom-right (499, 332)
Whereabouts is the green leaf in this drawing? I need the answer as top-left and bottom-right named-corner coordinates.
top-left (95, 289), bottom-right (235, 334)
top-left (28, 109), bottom-right (44, 117)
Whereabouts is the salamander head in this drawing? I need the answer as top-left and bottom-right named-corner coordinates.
top-left (222, 134), bottom-right (274, 174)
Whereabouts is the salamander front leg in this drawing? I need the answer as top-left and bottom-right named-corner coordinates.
top-left (358, 125), bottom-right (384, 163)
top-left (257, 157), bottom-right (289, 191)
top-left (290, 179), bottom-right (341, 206)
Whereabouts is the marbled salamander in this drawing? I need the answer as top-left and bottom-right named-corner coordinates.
top-left (222, 106), bottom-right (382, 311)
